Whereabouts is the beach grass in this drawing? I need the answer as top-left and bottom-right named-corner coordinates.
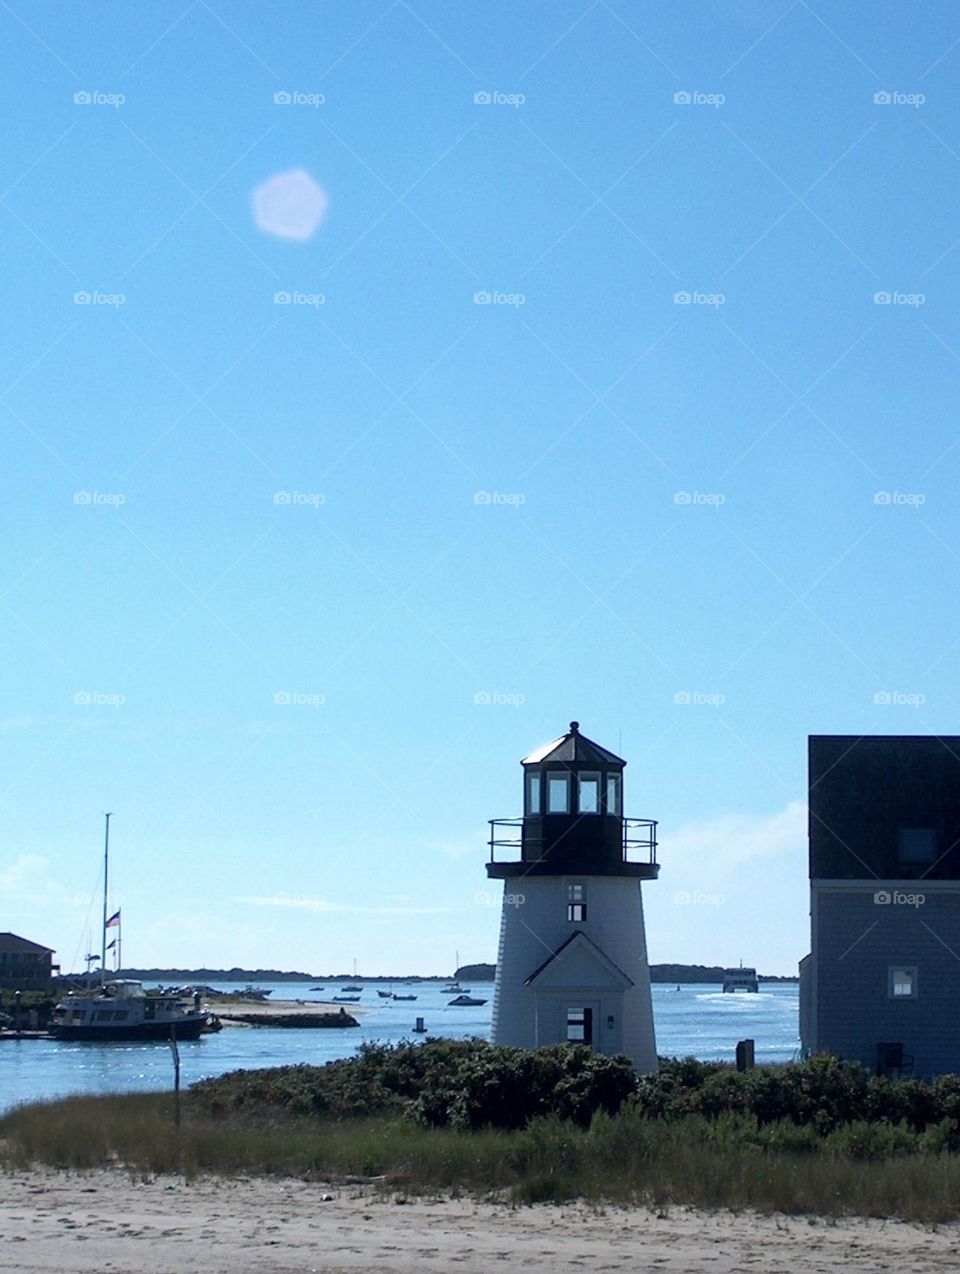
top-left (5, 1093), bottom-right (960, 1220)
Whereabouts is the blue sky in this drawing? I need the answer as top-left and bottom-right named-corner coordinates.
top-left (3, 1), bottom-right (960, 976)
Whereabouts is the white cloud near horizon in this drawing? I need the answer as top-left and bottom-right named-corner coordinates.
top-left (0, 854), bottom-right (100, 908)
top-left (666, 800), bottom-right (807, 878)
top-left (646, 800), bottom-right (809, 974)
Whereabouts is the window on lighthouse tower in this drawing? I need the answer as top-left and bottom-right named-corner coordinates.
top-left (578, 772), bottom-right (600, 813)
top-left (606, 774), bottom-right (621, 815)
top-left (526, 772), bottom-right (541, 815)
top-left (567, 882), bottom-right (587, 922)
top-left (547, 773), bottom-right (570, 813)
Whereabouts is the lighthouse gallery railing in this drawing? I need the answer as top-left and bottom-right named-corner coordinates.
top-left (488, 817), bottom-right (658, 865)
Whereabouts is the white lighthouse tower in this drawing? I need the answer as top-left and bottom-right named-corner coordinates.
top-left (487, 721), bottom-right (659, 1073)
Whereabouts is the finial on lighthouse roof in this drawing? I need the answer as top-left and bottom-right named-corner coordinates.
top-left (521, 721), bottom-right (624, 766)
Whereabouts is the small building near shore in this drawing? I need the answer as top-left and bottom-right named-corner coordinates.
top-left (800, 735), bottom-right (960, 1079)
top-left (0, 932), bottom-right (57, 991)
top-left (486, 722), bottom-right (660, 1073)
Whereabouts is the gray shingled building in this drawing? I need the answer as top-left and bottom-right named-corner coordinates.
top-left (800, 735), bottom-right (960, 1078)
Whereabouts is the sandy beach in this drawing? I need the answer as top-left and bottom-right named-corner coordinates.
top-left (1, 1170), bottom-right (958, 1273)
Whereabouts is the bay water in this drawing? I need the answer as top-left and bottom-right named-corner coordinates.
top-left (0, 981), bottom-right (799, 1115)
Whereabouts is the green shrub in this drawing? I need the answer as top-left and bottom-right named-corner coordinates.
top-left (918, 1118), bottom-right (960, 1154)
top-left (823, 1120), bottom-right (918, 1160)
top-left (760, 1118), bottom-right (821, 1155)
top-left (415, 1043), bottom-right (635, 1130)
top-left (191, 1039), bottom-right (634, 1131)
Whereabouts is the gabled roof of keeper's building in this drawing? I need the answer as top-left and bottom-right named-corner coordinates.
top-left (525, 931), bottom-right (633, 990)
top-left (522, 721), bottom-right (625, 767)
top-left (0, 932), bottom-right (55, 953)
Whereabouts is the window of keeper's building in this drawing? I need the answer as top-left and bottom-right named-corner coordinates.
top-left (889, 966), bottom-right (918, 998)
top-left (898, 828), bottom-right (937, 864)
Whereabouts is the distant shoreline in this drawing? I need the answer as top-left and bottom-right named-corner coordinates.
top-left (59, 963), bottom-right (799, 985)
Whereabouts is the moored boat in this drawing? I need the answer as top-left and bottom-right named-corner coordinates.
top-left (51, 980), bottom-right (208, 1041)
top-left (448, 994), bottom-right (486, 1006)
top-left (51, 814), bottom-right (209, 1042)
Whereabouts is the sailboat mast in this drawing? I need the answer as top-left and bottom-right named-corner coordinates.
top-left (100, 812), bottom-right (112, 987)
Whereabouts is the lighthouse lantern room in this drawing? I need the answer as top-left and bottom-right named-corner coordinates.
top-left (487, 722), bottom-right (660, 1073)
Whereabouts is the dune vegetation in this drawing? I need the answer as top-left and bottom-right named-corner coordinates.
top-left (5, 1042), bottom-right (960, 1220)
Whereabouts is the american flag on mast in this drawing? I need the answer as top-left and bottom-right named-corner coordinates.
top-left (105, 910), bottom-right (121, 929)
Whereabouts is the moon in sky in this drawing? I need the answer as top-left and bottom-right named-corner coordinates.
top-left (252, 169), bottom-right (328, 241)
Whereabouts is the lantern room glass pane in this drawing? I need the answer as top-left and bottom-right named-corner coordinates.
top-left (526, 773), bottom-right (541, 815)
top-left (579, 773), bottom-right (599, 813)
top-left (606, 774), bottom-right (621, 815)
top-left (547, 774), bottom-right (569, 813)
